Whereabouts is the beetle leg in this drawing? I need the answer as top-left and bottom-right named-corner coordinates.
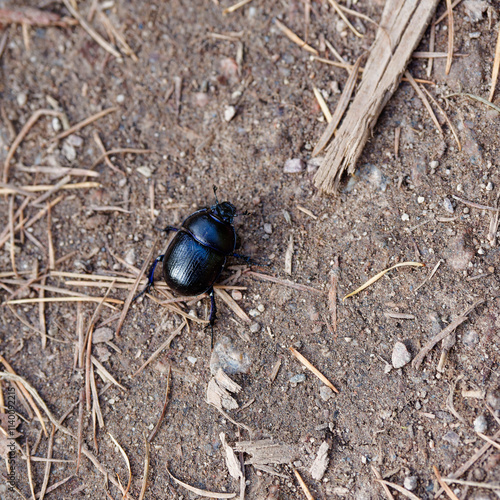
top-left (133, 254), bottom-right (164, 301)
top-left (207, 287), bottom-right (217, 348)
top-left (232, 252), bottom-right (260, 266)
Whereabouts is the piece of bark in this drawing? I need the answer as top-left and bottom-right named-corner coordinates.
top-left (310, 441), bottom-right (330, 480)
top-left (233, 439), bottom-right (297, 466)
top-left (313, 0), bottom-right (439, 193)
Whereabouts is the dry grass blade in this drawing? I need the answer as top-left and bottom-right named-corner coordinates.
top-left (404, 71), bottom-right (442, 134)
top-left (435, 0), bottom-right (462, 24)
top-left (427, 20), bottom-right (436, 77)
top-left (329, 256), bottom-right (339, 333)
top-left (447, 92), bottom-right (500, 113)
top-left (53, 106), bottom-right (118, 142)
top-left (412, 299), bottom-right (484, 369)
top-left (489, 25), bottom-right (500, 101)
top-left (61, 0), bottom-right (120, 59)
top-left (97, 10), bottom-right (138, 61)
top-left (311, 55), bottom-right (357, 72)
top-left (293, 468), bottom-right (314, 500)
top-left (0, 372), bottom-right (132, 497)
top-left (31, 175), bottom-right (71, 207)
top-left (246, 271), bottom-right (325, 295)
top-left (0, 182), bottom-right (100, 196)
top-left (375, 479), bottom-right (421, 500)
top-left (26, 441), bottom-right (36, 500)
top-left (166, 466), bottom-right (236, 498)
top-left (313, 87), bottom-right (332, 123)
top-left (8, 196), bottom-right (19, 279)
top-left (2, 108), bottom-right (62, 183)
top-left (3, 296), bottom-right (121, 307)
top-left (421, 86), bottom-right (461, 150)
top-left (274, 19), bottom-right (318, 55)
top-left (326, 0), bottom-right (362, 38)
top-left (296, 205), bottom-right (317, 220)
top-left (313, 53), bottom-right (364, 156)
top-left (223, 0), bottom-right (253, 15)
top-left (76, 389), bottom-right (84, 472)
top-left (108, 433), bottom-right (132, 498)
top-left (39, 424), bottom-right (55, 500)
top-left (132, 321), bottom-right (186, 377)
top-left (452, 195), bottom-right (499, 212)
top-left (17, 164), bottom-right (99, 177)
top-left (433, 465), bottom-right (459, 500)
top-left (415, 259), bottom-right (443, 292)
top-left (0, 196), bottom-right (62, 251)
top-left (441, 478), bottom-right (500, 490)
top-left (289, 347), bottom-right (339, 393)
top-left (139, 434), bottom-right (150, 500)
top-left (214, 288), bottom-right (251, 324)
top-left (90, 147), bottom-right (157, 169)
top-left (148, 365), bottom-right (171, 442)
top-left (476, 431), bottom-right (500, 451)
top-left (0, 356), bottom-right (48, 436)
top-left (115, 236), bottom-right (159, 337)
top-left (445, 0), bottom-right (454, 74)
top-left (91, 356), bottom-right (126, 390)
top-left (370, 465), bottom-right (395, 500)
top-left (435, 428), bottom-right (500, 498)
top-left (343, 262), bottom-right (424, 301)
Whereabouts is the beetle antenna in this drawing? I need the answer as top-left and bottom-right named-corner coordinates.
top-left (213, 185), bottom-right (220, 205)
top-left (235, 210), bottom-right (250, 217)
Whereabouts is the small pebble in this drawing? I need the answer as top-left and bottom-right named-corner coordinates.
top-left (92, 327), bottom-right (114, 344)
top-left (284, 158), bottom-right (304, 173)
top-left (61, 142), bottom-right (76, 161)
top-left (224, 105), bottom-right (236, 122)
top-left (231, 290), bottom-right (242, 301)
top-left (17, 92), bottom-right (27, 107)
top-left (116, 94), bottom-right (125, 103)
top-left (462, 329), bottom-right (479, 346)
top-left (473, 415), bottom-right (488, 433)
top-left (443, 197), bottom-right (454, 213)
top-left (404, 476), bottom-right (417, 491)
top-left (249, 322), bottom-right (260, 333)
top-left (51, 117), bottom-right (62, 132)
top-left (187, 356), bottom-right (197, 365)
top-left (137, 166), bottom-right (152, 178)
top-left (257, 304), bottom-right (265, 313)
top-left (486, 181), bottom-right (493, 191)
top-left (124, 248), bottom-right (136, 266)
top-left (392, 341), bottom-right (411, 369)
top-left (429, 160), bottom-right (439, 169)
top-left (401, 213), bottom-right (410, 221)
top-left (263, 223), bottom-right (273, 234)
top-left (417, 196), bottom-right (425, 204)
top-left (289, 374), bottom-right (306, 384)
top-left (486, 387), bottom-right (500, 410)
top-left (67, 134), bottom-right (83, 147)
top-left (443, 430), bottom-right (461, 447)
top-left (472, 467), bottom-right (486, 481)
top-left (319, 386), bottom-right (333, 402)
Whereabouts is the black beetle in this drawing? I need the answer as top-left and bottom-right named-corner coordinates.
top-left (136, 186), bottom-right (248, 344)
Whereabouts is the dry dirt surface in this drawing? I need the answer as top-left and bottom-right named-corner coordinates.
top-left (0, 0), bottom-right (500, 499)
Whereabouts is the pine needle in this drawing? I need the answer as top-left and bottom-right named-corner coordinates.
top-left (343, 262), bottom-right (424, 301)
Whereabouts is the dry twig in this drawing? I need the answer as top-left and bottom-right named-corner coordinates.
top-left (289, 347), bottom-right (339, 393)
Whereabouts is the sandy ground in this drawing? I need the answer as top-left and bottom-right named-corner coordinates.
top-left (0, 0), bottom-right (499, 499)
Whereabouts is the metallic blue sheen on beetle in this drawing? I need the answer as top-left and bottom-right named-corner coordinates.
top-left (135, 187), bottom-right (246, 344)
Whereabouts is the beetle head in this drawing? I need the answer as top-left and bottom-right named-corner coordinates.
top-left (213, 201), bottom-right (237, 224)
